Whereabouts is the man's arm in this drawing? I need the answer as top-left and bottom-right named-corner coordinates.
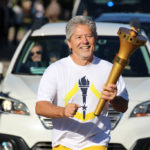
top-left (101, 84), bottom-right (128, 113)
top-left (35, 101), bottom-right (80, 118)
top-left (110, 96), bottom-right (128, 113)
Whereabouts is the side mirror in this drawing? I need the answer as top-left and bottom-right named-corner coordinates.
top-left (0, 62), bottom-right (4, 82)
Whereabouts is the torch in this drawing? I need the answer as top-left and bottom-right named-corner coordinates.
top-left (94, 27), bottom-right (147, 116)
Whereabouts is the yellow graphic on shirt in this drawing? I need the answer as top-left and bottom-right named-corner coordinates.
top-left (64, 83), bottom-right (79, 106)
top-left (90, 83), bottom-right (101, 99)
top-left (64, 82), bottom-right (101, 121)
top-left (74, 111), bottom-right (95, 121)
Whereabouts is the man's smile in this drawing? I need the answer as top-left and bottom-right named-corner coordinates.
top-left (79, 45), bottom-right (91, 50)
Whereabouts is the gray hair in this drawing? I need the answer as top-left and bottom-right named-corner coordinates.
top-left (66, 16), bottom-right (97, 41)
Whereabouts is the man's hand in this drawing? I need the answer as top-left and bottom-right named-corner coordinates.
top-left (36, 101), bottom-right (81, 118)
top-left (101, 84), bottom-right (128, 113)
top-left (64, 103), bottom-right (80, 117)
top-left (101, 84), bottom-right (117, 102)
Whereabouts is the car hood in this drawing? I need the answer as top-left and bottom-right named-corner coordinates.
top-left (2, 74), bottom-right (41, 101)
top-left (125, 77), bottom-right (150, 101)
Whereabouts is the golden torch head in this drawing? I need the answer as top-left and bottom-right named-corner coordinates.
top-left (117, 27), bottom-right (147, 61)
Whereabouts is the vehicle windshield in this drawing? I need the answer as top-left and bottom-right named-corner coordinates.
top-left (13, 35), bottom-right (150, 77)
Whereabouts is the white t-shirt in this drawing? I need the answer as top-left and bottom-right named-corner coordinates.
top-left (36, 56), bottom-right (128, 150)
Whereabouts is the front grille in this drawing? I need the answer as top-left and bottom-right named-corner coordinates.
top-left (39, 116), bottom-right (53, 129)
top-left (39, 105), bottom-right (122, 130)
top-left (108, 143), bottom-right (126, 150)
top-left (108, 104), bottom-right (122, 129)
top-left (32, 142), bottom-right (126, 150)
top-left (32, 142), bottom-right (52, 150)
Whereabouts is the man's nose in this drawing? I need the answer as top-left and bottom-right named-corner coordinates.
top-left (82, 36), bottom-right (89, 44)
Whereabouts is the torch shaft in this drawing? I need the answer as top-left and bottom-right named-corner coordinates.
top-left (94, 57), bottom-right (127, 116)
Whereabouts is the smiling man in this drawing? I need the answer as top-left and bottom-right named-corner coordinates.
top-left (35, 16), bottom-right (129, 150)
top-left (66, 24), bottom-right (96, 65)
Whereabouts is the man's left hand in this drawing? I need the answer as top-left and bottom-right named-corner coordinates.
top-left (101, 84), bottom-right (117, 102)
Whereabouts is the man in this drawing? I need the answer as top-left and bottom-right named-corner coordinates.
top-left (35, 16), bottom-right (128, 150)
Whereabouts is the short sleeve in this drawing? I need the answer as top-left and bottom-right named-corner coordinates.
top-left (116, 76), bottom-right (129, 101)
top-left (36, 64), bottom-right (57, 103)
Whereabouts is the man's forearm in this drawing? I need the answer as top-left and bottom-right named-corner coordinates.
top-left (35, 101), bottom-right (65, 118)
top-left (110, 96), bottom-right (128, 113)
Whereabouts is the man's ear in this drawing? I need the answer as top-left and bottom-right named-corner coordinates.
top-left (66, 39), bottom-right (72, 50)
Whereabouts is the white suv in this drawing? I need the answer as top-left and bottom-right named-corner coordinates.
top-left (0, 20), bottom-right (150, 150)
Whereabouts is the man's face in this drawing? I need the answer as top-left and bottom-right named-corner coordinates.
top-left (31, 45), bottom-right (42, 62)
top-left (67, 24), bottom-right (96, 63)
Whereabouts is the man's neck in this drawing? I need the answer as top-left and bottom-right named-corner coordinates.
top-left (70, 55), bottom-right (93, 66)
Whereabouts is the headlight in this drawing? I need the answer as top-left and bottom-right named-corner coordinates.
top-left (130, 100), bottom-right (150, 117)
top-left (0, 95), bottom-right (30, 115)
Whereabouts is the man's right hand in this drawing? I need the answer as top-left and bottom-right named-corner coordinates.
top-left (36, 101), bottom-right (80, 118)
top-left (64, 103), bottom-right (80, 117)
